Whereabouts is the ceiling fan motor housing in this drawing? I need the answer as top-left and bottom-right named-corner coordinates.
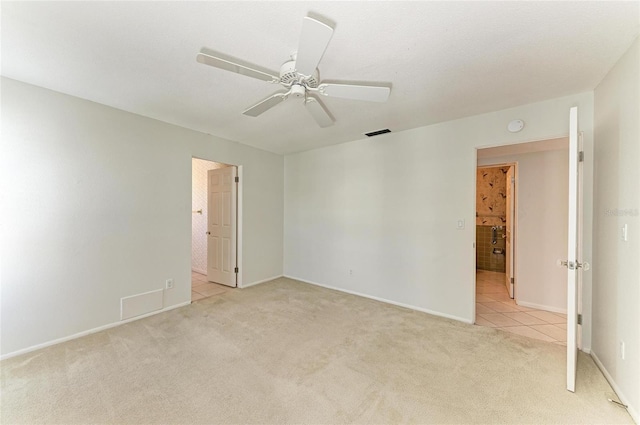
top-left (291, 84), bottom-right (306, 98)
top-left (280, 60), bottom-right (319, 88)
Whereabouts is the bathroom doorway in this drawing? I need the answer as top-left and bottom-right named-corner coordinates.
top-left (474, 138), bottom-right (570, 344)
top-left (476, 163), bottom-right (515, 298)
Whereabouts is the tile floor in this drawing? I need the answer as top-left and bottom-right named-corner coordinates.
top-left (191, 271), bottom-right (230, 301)
top-left (475, 270), bottom-right (567, 345)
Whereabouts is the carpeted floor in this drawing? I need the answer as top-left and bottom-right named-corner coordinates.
top-left (0, 278), bottom-right (633, 424)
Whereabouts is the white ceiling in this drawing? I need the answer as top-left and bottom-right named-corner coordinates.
top-left (2, 2), bottom-right (638, 155)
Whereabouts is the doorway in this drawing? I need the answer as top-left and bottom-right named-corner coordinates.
top-left (476, 164), bottom-right (514, 294)
top-left (191, 157), bottom-right (241, 301)
top-left (474, 138), bottom-right (570, 344)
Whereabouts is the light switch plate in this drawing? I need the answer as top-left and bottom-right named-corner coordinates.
top-left (621, 224), bottom-right (628, 242)
top-left (457, 219), bottom-right (465, 230)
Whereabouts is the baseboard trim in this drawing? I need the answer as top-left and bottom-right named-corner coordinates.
top-left (516, 300), bottom-right (567, 314)
top-left (191, 268), bottom-right (207, 275)
top-left (0, 301), bottom-right (192, 361)
top-left (591, 350), bottom-right (638, 424)
top-left (240, 274), bottom-right (283, 289)
top-left (285, 275), bottom-right (473, 325)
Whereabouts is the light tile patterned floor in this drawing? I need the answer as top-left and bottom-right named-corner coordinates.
top-left (191, 272), bottom-right (229, 301)
top-left (475, 270), bottom-right (567, 345)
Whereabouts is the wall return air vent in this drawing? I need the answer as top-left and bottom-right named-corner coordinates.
top-left (364, 128), bottom-right (391, 137)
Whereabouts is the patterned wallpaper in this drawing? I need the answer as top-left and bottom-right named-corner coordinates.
top-left (476, 166), bottom-right (507, 226)
top-left (192, 158), bottom-right (230, 274)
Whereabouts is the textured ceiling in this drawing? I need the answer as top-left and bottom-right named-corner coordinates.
top-left (2, 1), bottom-right (638, 154)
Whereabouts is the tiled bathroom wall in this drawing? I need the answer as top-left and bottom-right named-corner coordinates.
top-left (476, 225), bottom-right (506, 272)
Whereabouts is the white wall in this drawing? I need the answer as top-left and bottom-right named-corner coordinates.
top-left (479, 148), bottom-right (569, 313)
top-left (191, 158), bottom-right (228, 275)
top-left (0, 78), bottom-right (284, 357)
top-left (592, 37), bottom-right (639, 421)
top-left (285, 92), bottom-right (594, 345)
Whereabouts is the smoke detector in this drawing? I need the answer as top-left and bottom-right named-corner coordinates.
top-left (507, 120), bottom-right (525, 133)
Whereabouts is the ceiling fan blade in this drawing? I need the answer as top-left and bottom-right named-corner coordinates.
top-left (304, 96), bottom-right (334, 128)
top-left (197, 48), bottom-right (279, 82)
top-left (318, 83), bottom-right (390, 102)
top-left (295, 17), bottom-right (334, 77)
top-left (243, 91), bottom-right (288, 117)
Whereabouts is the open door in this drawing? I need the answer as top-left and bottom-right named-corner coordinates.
top-left (207, 166), bottom-right (238, 287)
top-left (505, 166), bottom-right (515, 298)
top-left (562, 106), bottom-right (586, 392)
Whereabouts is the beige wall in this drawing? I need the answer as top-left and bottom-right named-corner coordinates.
top-left (285, 91), bottom-right (594, 334)
top-left (592, 37), bottom-right (639, 421)
top-left (1, 78), bottom-right (284, 357)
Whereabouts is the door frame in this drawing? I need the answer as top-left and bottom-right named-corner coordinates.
top-left (191, 157), bottom-right (243, 288)
top-left (236, 165), bottom-right (244, 288)
top-left (475, 162), bottom-right (518, 301)
top-left (473, 137), bottom-right (581, 331)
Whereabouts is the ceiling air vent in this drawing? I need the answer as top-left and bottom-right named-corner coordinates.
top-left (364, 128), bottom-right (391, 137)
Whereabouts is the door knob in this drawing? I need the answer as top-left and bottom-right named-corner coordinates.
top-left (557, 259), bottom-right (590, 271)
top-left (578, 261), bottom-right (590, 271)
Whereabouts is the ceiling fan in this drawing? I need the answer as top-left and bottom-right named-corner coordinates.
top-left (196, 16), bottom-right (391, 128)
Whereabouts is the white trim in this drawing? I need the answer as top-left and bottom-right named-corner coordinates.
top-left (240, 274), bottom-right (283, 289)
top-left (591, 350), bottom-right (638, 424)
top-left (0, 301), bottom-right (191, 361)
top-left (516, 300), bottom-right (567, 315)
top-left (191, 268), bottom-right (207, 275)
top-left (286, 275), bottom-right (473, 324)
top-left (236, 165), bottom-right (243, 288)
top-left (472, 148), bottom-right (478, 321)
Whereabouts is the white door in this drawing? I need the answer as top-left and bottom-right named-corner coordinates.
top-left (505, 166), bottom-right (515, 298)
top-left (207, 166), bottom-right (237, 287)
top-left (564, 106), bottom-right (582, 392)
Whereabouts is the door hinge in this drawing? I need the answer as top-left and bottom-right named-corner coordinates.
top-left (235, 176), bottom-right (239, 183)
top-left (234, 267), bottom-right (239, 274)
top-left (577, 314), bottom-right (582, 325)
top-left (511, 176), bottom-right (515, 184)
top-left (578, 151), bottom-right (584, 162)
top-left (510, 277), bottom-right (514, 284)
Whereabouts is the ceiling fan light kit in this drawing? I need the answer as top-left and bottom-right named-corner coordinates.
top-left (197, 16), bottom-right (391, 128)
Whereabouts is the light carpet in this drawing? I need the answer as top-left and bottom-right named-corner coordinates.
top-left (0, 278), bottom-right (633, 424)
